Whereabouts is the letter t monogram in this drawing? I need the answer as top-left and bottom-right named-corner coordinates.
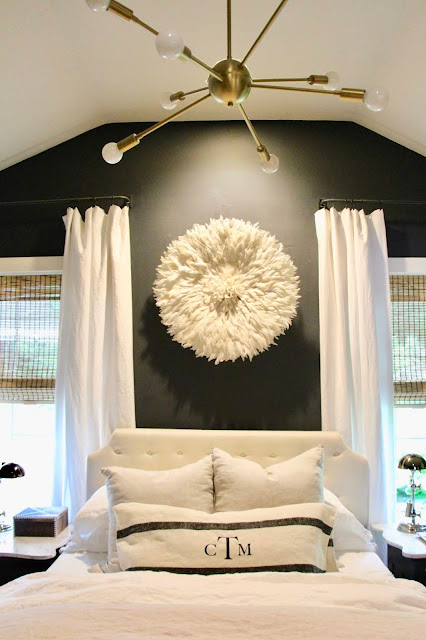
top-left (216, 536), bottom-right (239, 560)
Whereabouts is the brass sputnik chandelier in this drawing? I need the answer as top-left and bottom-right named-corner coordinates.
top-left (87, 0), bottom-right (389, 173)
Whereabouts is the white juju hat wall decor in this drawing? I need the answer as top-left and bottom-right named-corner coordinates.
top-left (153, 217), bottom-right (300, 364)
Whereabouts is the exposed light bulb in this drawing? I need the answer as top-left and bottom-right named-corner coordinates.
top-left (102, 142), bottom-right (123, 164)
top-left (86, 0), bottom-right (110, 12)
top-left (155, 30), bottom-right (185, 59)
top-left (363, 87), bottom-right (389, 112)
top-left (260, 154), bottom-right (279, 174)
top-left (160, 91), bottom-right (180, 110)
top-left (325, 71), bottom-right (340, 91)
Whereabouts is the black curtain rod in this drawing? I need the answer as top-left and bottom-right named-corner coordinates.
top-left (319, 197), bottom-right (426, 209)
top-left (0, 195), bottom-right (131, 208)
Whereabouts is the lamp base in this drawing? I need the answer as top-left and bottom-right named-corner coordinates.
top-left (397, 521), bottom-right (426, 534)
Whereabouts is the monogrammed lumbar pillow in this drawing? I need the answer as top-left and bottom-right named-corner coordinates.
top-left (100, 456), bottom-right (214, 572)
top-left (113, 501), bottom-right (336, 574)
top-left (212, 446), bottom-right (324, 512)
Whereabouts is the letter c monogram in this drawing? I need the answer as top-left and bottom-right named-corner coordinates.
top-left (204, 543), bottom-right (216, 556)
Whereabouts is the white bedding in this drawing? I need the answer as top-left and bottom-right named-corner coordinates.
top-left (4, 427), bottom-right (421, 639)
top-left (0, 569), bottom-right (425, 639)
top-left (48, 550), bottom-right (108, 574)
top-left (335, 550), bottom-right (393, 579)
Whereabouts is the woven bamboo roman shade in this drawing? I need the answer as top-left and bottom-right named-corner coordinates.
top-left (390, 274), bottom-right (426, 406)
top-left (0, 274), bottom-right (61, 402)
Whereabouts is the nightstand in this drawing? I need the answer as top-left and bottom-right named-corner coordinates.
top-left (381, 524), bottom-right (426, 586)
top-left (0, 525), bottom-right (71, 586)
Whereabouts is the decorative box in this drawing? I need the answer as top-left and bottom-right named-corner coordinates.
top-left (13, 506), bottom-right (68, 537)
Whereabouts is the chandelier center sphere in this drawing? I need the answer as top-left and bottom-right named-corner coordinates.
top-left (208, 59), bottom-right (252, 105)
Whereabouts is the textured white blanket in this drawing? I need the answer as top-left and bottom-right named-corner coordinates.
top-left (0, 570), bottom-right (425, 639)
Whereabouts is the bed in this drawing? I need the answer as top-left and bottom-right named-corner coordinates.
top-left (0, 428), bottom-right (425, 639)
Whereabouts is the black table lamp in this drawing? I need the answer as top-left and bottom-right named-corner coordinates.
top-left (0, 461), bottom-right (25, 532)
top-left (397, 453), bottom-right (426, 534)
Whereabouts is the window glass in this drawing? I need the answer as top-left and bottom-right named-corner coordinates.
top-left (394, 406), bottom-right (426, 522)
top-left (390, 262), bottom-right (426, 525)
top-left (0, 260), bottom-right (62, 522)
top-left (0, 403), bottom-right (55, 519)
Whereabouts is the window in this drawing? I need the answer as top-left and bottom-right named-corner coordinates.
top-left (394, 406), bottom-right (426, 519)
top-left (0, 257), bottom-right (62, 518)
top-left (389, 258), bottom-right (426, 522)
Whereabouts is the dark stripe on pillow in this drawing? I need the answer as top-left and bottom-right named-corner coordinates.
top-left (328, 538), bottom-right (334, 547)
top-left (126, 564), bottom-right (325, 575)
top-left (117, 517), bottom-right (332, 539)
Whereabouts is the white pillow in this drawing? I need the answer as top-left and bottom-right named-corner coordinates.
top-left (114, 501), bottom-right (336, 575)
top-left (66, 486), bottom-right (109, 553)
top-left (102, 455), bottom-right (214, 572)
top-left (323, 488), bottom-right (375, 552)
top-left (212, 446), bottom-right (324, 512)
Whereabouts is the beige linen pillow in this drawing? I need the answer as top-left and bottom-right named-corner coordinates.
top-left (213, 446), bottom-right (324, 512)
top-left (101, 455), bottom-right (214, 572)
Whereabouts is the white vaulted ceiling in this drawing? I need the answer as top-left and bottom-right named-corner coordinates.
top-left (0, 0), bottom-right (425, 171)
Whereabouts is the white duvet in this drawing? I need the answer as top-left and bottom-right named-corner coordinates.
top-left (0, 570), bottom-right (425, 639)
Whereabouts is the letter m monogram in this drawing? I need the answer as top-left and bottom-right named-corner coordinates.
top-left (238, 542), bottom-right (252, 556)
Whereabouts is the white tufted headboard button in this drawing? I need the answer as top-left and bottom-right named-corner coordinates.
top-left (114, 449), bottom-right (121, 455)
top-left (177, 451), bottom-right (184, 456)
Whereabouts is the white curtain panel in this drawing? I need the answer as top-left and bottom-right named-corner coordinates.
top-left (315, 207), bottom-right (395, 525)
top-left (54, 205), bottom-right (135, 519)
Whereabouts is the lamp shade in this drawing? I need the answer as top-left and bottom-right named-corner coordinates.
top-left (0, 462), bottom-right (25, 478)
top-left (398, 454), bottom-right (426, 471)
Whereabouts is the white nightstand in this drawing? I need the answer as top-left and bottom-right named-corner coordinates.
top-left (375, 524), bottom-right (426, 586)
top-left (0, 525), bottom-right (71, 586)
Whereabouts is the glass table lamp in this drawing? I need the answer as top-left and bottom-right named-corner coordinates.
top-left (397, 453), bottom-right (426, 533)
top-left (0, 462), bottom-right (25, 532)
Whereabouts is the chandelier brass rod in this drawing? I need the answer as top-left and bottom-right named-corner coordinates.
top-left (241, 0), bottom-right (289, 66)
top-left (181, 87), bottom-right (210, 98)
top-left (130, 15), bottom-right (158, 36)
top-left (227, 0), bottom-right (232, 58)
top-left (170, 86), bottom-right (209, 103)
top-left (182, 48), bottom-right (223, 81)
top-left (252, 77), bottom-right (310, 83)
top-left (237, 104), bottom-right (262, 148)
top-left (134, 94), bottom-right (212, 142)
top-left (250, 84), bottom-right (336, 95)
top-left (107, 2), bottom-right (159, 34)
top-left (250, 84), bottom-right (365, 101)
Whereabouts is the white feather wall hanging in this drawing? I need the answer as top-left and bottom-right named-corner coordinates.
top-left (153, 217), bottom-right (300, 364)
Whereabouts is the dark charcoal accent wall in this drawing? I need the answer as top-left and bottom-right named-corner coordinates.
top-left (0, 121), bottom-right (425, 430)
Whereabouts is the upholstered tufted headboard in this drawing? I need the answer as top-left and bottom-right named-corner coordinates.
top-left (87, 429), bottom-right (369, 526)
